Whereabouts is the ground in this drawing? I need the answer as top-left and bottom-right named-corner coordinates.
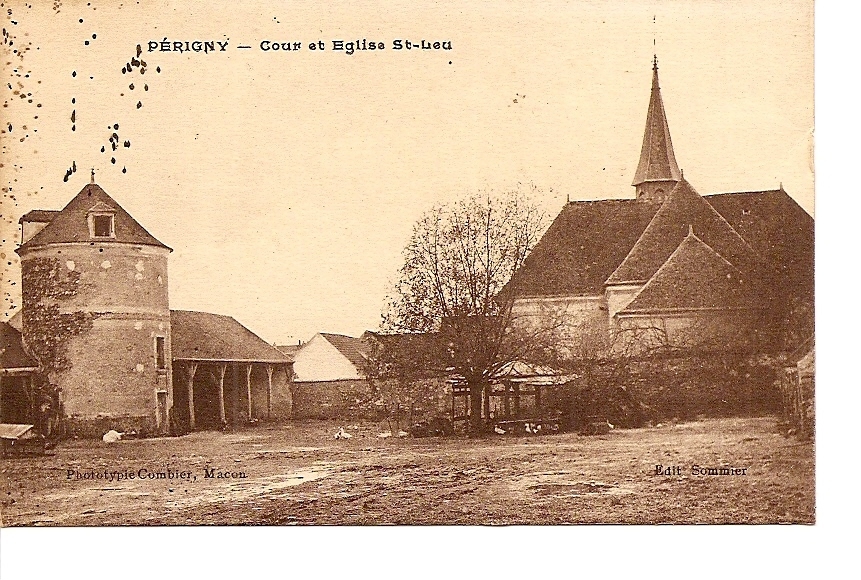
top-left (0, 416), bottom-right (813, 525)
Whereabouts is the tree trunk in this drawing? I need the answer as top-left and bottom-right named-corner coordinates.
top-left (468, 382), bottom-right (484, 434)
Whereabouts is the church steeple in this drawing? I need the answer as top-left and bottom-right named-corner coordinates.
top-left (632, 56), bottom-right (681, 202)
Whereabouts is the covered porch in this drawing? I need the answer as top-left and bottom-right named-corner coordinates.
top-left (171, 360), bottom-right (290, 431)
top-left (169, 310), bottom-right (293, 433)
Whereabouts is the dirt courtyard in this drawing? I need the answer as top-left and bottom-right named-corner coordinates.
top-left (0, 416), bottom-right (814, 526)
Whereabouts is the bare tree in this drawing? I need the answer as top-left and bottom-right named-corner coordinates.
top-left (361, 332), bottom-right (449, 433)
top-left (383, 186), bottom-right (554, 433)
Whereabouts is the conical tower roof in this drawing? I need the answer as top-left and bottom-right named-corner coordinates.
top-left (632, 58), bottom-right (681, 186)
top-left (606, 177), bottom-right (759, 285)
top-left (17, 182), bottom-right (170, 251)
top-left (619, 230), bottom-right (764, 314)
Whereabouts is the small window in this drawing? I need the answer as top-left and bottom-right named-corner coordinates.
top-left (93, 214), bottom-right (114, 237)
top-left (155, 336), bottom-right (166, 370)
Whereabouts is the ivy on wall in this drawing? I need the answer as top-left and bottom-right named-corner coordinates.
top-left (21, 257), bottom-right (98, 395)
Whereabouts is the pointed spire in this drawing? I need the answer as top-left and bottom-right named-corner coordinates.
top-left (632, 57), bottom-right (681, 201)
top-left (91, 168), bottom-right (95, 184)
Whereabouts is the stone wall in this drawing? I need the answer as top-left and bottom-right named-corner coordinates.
top-left (19, 243), bottom-right (172, 436)
top-left (291, 379), bottom-right (373, 419)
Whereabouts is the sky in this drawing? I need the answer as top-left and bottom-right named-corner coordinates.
top-left (0, 0), bottom-right (813, 345)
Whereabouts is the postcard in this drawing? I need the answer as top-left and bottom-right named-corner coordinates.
top-left (0, 0), bottom-right (813, 528)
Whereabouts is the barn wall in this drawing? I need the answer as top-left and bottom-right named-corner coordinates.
top-left (269, 366), bottom-right (293, 419)
top-left (291, 379), bottom-right (373, 419)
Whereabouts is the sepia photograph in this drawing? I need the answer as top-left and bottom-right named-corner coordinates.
top-left (1, 0), bottom-right (816, 534)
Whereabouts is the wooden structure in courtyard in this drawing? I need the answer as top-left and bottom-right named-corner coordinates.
top-left (170, 310), bottom-right (293, 432)
top-left (450, 361), bottom-right (565, 430)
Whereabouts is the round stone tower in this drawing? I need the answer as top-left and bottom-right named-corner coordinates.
top-left (16, 179), bottom-right (173, 436)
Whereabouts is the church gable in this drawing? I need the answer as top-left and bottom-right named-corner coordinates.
top-left (605, 178), bottom-right (760, 286)
top-left (619, 231), bottom-right (765, 315)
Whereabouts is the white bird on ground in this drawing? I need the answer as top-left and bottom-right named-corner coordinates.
top-left (494, 426), bottom-right (506, 435)
top-left (378, 431), bottom-right (392, 439)
top-left (607, 421), bottom-right (615, 430)
top-left (102, 430), bottom-right (123, 443)
top-left (334, 427), bottom-right (352, 440)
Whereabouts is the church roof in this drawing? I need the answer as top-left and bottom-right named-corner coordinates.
top-left (632, 60), bottom-right (681, 186)
top-left (705, 189), bottom-right (814, 296)
top-left (606, 178), bottom-right (760, 285)
top-left (170, 310), bottom-right (291, 364)
top-left (17, 182), bottom-right (170, 252)
top-left (511, 199), bottom-right (659, 297)
top-left (618, 231), bottom-right (765, 315)
top-left (511, 188), bottom-right (812, 300)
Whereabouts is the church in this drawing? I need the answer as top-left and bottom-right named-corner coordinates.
top-left (511, 59), bottom-right (814, 355)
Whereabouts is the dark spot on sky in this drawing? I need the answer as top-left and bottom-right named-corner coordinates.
top-left (72, 97), bottom-right (75, 104)
top-left (79, 19), bottom-right (83, 23)
top-left (111, 157), bottom-right (116, 164)
top-left (92, 34), bottom-right (96, 39)
top-left (122, 166), bottom-right (127, 174)
top-left (72, 70), bottom-right (76, 77)
top-left (136, 101), bottom-right (142, 109)
top-left (114, 123), bottom-right (119, 130)
top-left (84, 40), bottom-right (89, 45)
top-left (129, 83), bottom-right (134, 90)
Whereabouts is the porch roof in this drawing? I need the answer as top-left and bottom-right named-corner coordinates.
top-left (170, 310), bottom-right (292, 364)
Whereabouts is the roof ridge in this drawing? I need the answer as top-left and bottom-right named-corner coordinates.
top-left (605, 178), bottom-right (760, 285)
top-left (619, 233), bottom-right (754, 315)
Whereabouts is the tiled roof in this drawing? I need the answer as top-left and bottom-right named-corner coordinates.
top-left (705, 189), bottom-right (814, 297)
top-left (170, 310), bottom-right (291, 363)
top-left (606, 178), bottom-right (760, 285)
top-left (632, 63), bottom-right (681, 186)
top-left (0, 322), bottom-right (38, 370)
top-left (511, 199), bottom-right (658, 297)
top-left (18, 209), bottom-right (60, 224)
top-left (17, 182), bottom-right (170, 251)
top-left (619, 232), bottom-right (765, 314)
top-left (320, 333), bottom-right (370, 369)
top-left (511, 187), bottom-right (813, 302)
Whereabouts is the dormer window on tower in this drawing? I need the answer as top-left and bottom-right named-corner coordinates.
top-left (87, 202), bottom-right (117, 239)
